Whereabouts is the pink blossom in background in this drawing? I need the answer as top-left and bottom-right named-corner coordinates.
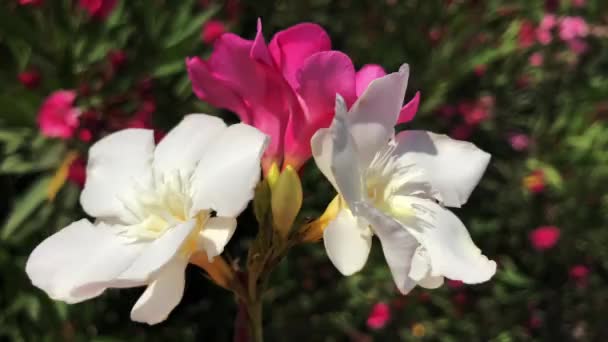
top-left (366, 302), bottom-right (390, 330)
top-left (450, 124), bottom-right (473, 140)
top-left (67, 156), bottom-right (86, 188)
top-left (474, 64), bottom-right (487, 77)
top-left (18, 0), bottom-right (44, 6)
top-left (108, 50), bottom-right (127, 70)
top-left (567, 39), bottom-right (589, 55)
top-left (18, 69), bottom-right (41, 89)
top-left (529, 52), bottom-right (544, 67)
top-left (524, 169), bottom-right (545, 193)
top-left (78, 0), bottom-right (118, 20)
top-left (529, 226), bottom-right (560, 251)
top-left (457, 96), bottom-right (493, 126)
top-left (559, 16), bottom-right (589, 41)
top-left (37, 90), bottom-right (80, 139)
top-left (509, 133), bottom-right (530, 151)
top-left (78, 129), bottom-right (93, 142)
top-left (571, 0), bottom-right (586, 7)
top-left (518, 20), bottom-right (537, 48)
top-left (537, 14), bottom-right (557, 45)
top-left (201, 20), bottom-right (227, 44)
top-left (447, 280), bottom-right (464, 289)
top-left (187, 20), bottom-right (419, 172)
top-left (569, 265), bottom-right (589, 286)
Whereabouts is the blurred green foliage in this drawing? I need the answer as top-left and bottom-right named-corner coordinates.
top-left (1, 0), bottom-right (608, 341)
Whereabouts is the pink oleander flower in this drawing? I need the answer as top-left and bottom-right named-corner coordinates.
top-left (201, 20), bottom-right (226, 44)
top-left (518, 20), bottom-right (537, 48)
top-left (366, 302), bottom-right (390, 330)
top-left (559, 16), bottom-right (589, 41)
top-left (457, 96), bottom-right (493, 126)
top-left (529, 52), bottom-right (544, 67)
top-left (529, 226), bottom-right (560, 250)
top-left (78, 0), bottom-right (117, 20)
top-left (37, 90), bottom-right (80, 139)
top-left (447, 279), bottom-right (464, 289)
top-left (18, 69), bottom-right (41, 89)
top-left (509, 133), bottom-right (530, 151)
top-left (567, 39), bottom-right (589, 55)
top-left (537, 14), bottom-right (557, 45)
top-left (187, 20), bottom-right (419, 173)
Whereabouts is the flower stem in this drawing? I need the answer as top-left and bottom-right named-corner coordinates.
top-left (246, 298), bottom-right (263, 342)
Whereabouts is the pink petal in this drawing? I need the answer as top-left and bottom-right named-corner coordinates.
top-left (269, 23), bottom-right (331, 89)
top-left (186, 57), bottom-right (250, 123)
top-left (355, 64), bottom-right (386, 97)
top-left (250, 18), bottom-right (273, 65)
top-left (283, 51), bottom-right (356, 168)
top-left (296, 51), bottom-right (356, 120)
top-left (396, 91), bottom-right (420, 124)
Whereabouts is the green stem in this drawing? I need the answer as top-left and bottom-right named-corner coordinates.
top-left (247, 298), bottom-right (263, 342)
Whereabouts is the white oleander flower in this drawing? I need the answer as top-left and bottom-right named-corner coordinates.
top-left (311, 65), bottom-right (496, 294)
top-left (26, 114), bottom-right (267, 324)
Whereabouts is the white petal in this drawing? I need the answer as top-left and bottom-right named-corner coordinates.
top-left (323, 208), bottom-right (372, 276)
top-left (116, 220), bottom-right (197, 283)
top-left (153, 114), bottom-right (226, 178)
top-left (310, 128), bottom-right (338, 191)
top-left (395, 130), bottom-right (491, 207)
top-left (130, 257), bottom-right (187, 325)
top-left (26, 219), bottom-right (142, 303)
top-left (355, 202), bottom-right (418, 294)
top-left (408, 246), bottom-right (443, 289)
top-left (402, 198), bottom-right (496, 284)
top-left (329, 96), bottom-right (363, 208)
top-left (199, 216), bottom-right (237, 260)
top-left (418, 275), bottom-right (444, 289)
top-left (346, 64), bottom-right (409, 168)
top-left (80, 129), bottom-right (154, 224)
top-left (190, 123), bottom-right (268, 217)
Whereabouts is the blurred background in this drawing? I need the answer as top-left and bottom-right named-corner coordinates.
top-left (1, 0), bottom-right (608, 341)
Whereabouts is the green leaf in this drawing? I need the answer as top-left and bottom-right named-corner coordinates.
top-left (1, 176), bottom-right (51, 241)
top-left (162, 7), bottom-right (219, 48)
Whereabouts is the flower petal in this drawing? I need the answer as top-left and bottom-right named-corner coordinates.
top-left (130, 257), bottom-right (187, 325)
top-left (191, 123), bottom-right (268, 217)
top-left (186, 57), bottom-right (250, 123)
top-left (80, 129), bottom-right (154, 224)
top-left (296, 51), bottom-right (357, 119)
top-left (153, 114), bottom-right (226, 177)
top-left (402, 198), bottom-right (496, 283)
top-left (355, 202), bottom-right (418, 294)
top-left (116, 219), bottom-right (197, 283)
top-left (323, 208), bottom-right (372, 275)
top-left (199, 216), bottom-right (237, 260)
top-left (347, 64), bottom-right (409, 168)
top-left (396, 91), bottom-right (420, 125)
top-left (329, 96), bottom-right (363, 207)
top-left (355, 64), bottom-right (386, 97)
top-left (26, 219), bottom-right (142, 303)
top-left (310, 128), bottom-right (338, 190)
top-left (395, 130), bottom-right (491, 207)
top-left (408, 246), bottom-right (443, 289)
top-left (269, 22), bottom-right (331, 88)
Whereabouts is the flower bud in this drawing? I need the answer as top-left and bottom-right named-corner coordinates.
top-left (270, 165), bottom-right (302, 239)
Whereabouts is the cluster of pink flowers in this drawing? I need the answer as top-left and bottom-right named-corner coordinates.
top-left (436, 96), bottom-right (494, 140)
top-left (519, 14), bottom-right (590, 55)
